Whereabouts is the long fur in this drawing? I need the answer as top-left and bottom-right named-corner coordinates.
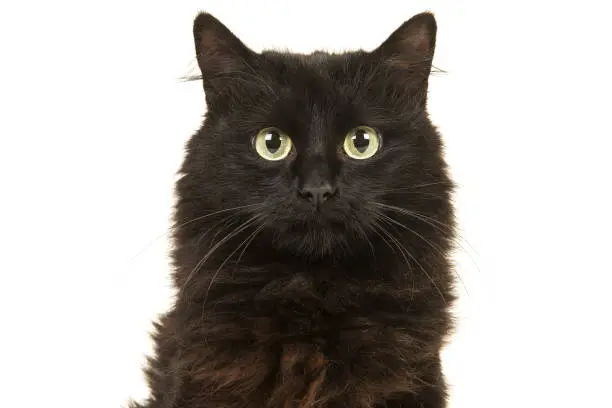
top-left (131, 11), bottom-right (456, 408)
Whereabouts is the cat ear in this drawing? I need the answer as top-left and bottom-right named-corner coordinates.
top-left (193, 13), bottom-right (253, 81)
top-left (375, 12), bottom-right (437, 75)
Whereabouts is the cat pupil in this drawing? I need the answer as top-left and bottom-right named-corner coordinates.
top-left (353, 129), bottom-right (370, 153)
top-left (265, 131), bottom-right (282, 153)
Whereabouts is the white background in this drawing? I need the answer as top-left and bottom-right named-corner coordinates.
top-left (1, 1), bottom-right (611, 407)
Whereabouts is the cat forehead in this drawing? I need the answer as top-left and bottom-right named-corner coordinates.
top-left (255, 52), bottom-right (370, 112)
top-left (263, 50), bottom-right (349, 65)
top-left (262, 50), bottom-right (366, 80)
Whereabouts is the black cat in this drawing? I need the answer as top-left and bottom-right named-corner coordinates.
top-left (132, 11), bottom-right (456, 408)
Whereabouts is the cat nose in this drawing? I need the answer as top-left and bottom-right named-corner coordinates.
top-left (298, 183), bottom-right (338, 207)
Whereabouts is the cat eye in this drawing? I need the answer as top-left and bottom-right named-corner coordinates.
top-left (254, 127), bottom-right (293, 161)
top-left (343, 126), bottom-right (381, 160)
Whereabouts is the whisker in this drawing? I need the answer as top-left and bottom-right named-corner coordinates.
top-left (373, 190), bottom-right (447, 200)
top-left (196, 213), bottom-right (244, 248)
top-left (373, 221), bottom-right (446, 303)
top-left (233, 224), bottom-right (266, 274)
top-left (241, 60), bottom-right (279, 97)
top-left (402, 181), bottom-right (456, 190)
top-left (375, 211), bottom-right (469, 296)
top-left (173, 203), bottom-right (264, 231)
top-left (191, 56), bottom-right (279, 96)
top-left (202, 220), bottom-right (265, 309)
top-left (355, 223), bottom-right (376, 257)
top-left (370, 223), bottom-right (407, 283)
top-left (373, 203), bottom-right (450, 230)
top-left (372, 202), bottom-right (481, 274)
top-left (180, 215), bottom-right (260, 294)
top-left (129, 203), bottom-right (263, 262)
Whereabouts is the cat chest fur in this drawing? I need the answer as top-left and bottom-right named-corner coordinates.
top-left (172, 273), bottom-right (444, 408)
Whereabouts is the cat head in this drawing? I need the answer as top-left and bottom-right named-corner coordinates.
top-left (176, 12), bottom-right (453, 260)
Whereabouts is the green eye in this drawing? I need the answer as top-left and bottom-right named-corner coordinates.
top-left (254, 127), bottom-right (292, 161)
top-left (343, 126), bottom-right (380, 159)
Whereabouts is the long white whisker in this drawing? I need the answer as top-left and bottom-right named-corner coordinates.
top-left (376, 211), bottom-right (468, 296)
top-left (174, 203), bottom-right (264, 230)
top-left (372, 222), bottom-right (420, 294)
top-left (233, 224), bottom-right (265, 274)
top-left (355, 223), bottom-right (376, 257)
top-left (130, 203), bottom-right (263, 261)
top-left (370, 223), bottom-right (409, 286)
top-left (393, 181), bottom-right (455, 190)
top-left (196, 213), bottom-right (244, 248)
top-left (373, 203), bottom-right (450, 230)
top-left (374, 190), bottom-right (447, 200)
top-left (373, 221), bottom-right (447, 304)
top-left (372, 202), bottom-right (480, 274)
top-left (181, 215), bottom-right (259, 294)
top-left (202, 221), bottom-right (265, 308)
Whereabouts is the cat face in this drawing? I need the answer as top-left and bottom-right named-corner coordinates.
top-left (177, 13), bottom-right (453, 259)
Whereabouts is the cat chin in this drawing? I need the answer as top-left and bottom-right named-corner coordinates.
top-left (274, 238), bottom-right (347, 259)
top-left (267, 224), bottom-right (360, 259)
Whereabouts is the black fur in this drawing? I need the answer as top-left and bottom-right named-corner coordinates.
top-left (132, 11), bottom-right (456, 408)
